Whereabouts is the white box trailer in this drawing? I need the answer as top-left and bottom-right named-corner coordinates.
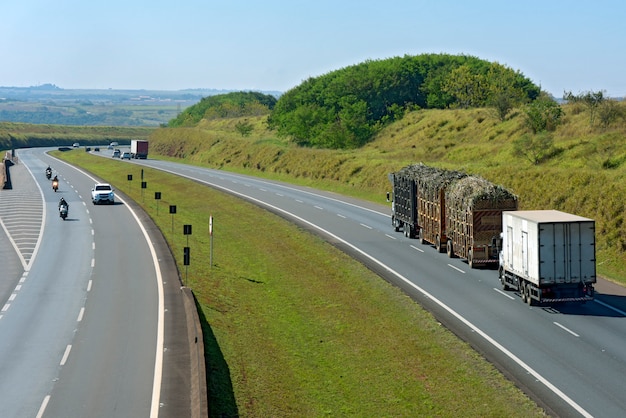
top-left (499, 210), bottom-right (596, 305)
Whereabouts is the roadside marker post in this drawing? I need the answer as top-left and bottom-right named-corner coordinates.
top-left (154, 192), bottom-right (161, 215)
top-left (141, 181), bottom-right (147, 201)
top-left (209, 215), bottom-right (214, 269)
top-left (169, 205), bottom-right (176, 234)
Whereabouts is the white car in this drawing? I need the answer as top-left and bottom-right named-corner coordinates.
top-left (121, 152), bottom-right (131, 160)
top-left (91, 183), bottom-right (115, 205)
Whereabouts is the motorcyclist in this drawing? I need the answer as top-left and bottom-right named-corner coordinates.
top-left (58, 197), bottom-right (69, 210)
top-left (52, 175), bottom-right (58, 182)
top-left (45, 166), bottom-right (52, 179)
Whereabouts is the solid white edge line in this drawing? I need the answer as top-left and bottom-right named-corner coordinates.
top-left (49, 155), bottom-right (165, 418)
top-left (148, 165), bottom-right (593, 418)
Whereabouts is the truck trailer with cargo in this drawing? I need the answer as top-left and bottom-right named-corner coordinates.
top-left (388, 163), bottom-right (517, 268)
top-left (499, 210), bottom-right (596, 304)
top-left (445, 176), bottom-right (518, 268)
top-left (130, 140), bottom-right (149, 159)
top-left (415, 166), bottom-right (466, 252)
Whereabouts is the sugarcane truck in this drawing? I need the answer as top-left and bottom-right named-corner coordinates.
top-left (415, 168), bottom-right (465, 252)
top-left (499, 210), bottom-right (596, 305)
top-left (388, 164), bottom-right (517, 268)
top-left (388, 164), bottom-right (462, 240)
top-left (444, 176), bottom-right (518, 268)
top-left (388, 172), bottom-right (419, 238)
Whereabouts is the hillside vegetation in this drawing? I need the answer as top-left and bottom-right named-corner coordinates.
top-left (267, 53), bottom-right (539, 148)
top-left (149, 100), bottom-right (626, 283)
top-left (168, 91), bottom-right (278, 127)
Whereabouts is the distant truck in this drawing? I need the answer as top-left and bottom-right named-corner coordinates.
top-left (130, 140), bottom-right (148, 159)
top-left (499, 210), bottom-right (596, 305)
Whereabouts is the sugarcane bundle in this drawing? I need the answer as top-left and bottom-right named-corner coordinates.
top-left (395, 163), bottom-right (466, 198)
top-left (447, 175), bottom-right (518, 211)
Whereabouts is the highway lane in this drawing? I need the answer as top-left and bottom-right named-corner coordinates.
top-left (0, 149), bottom-right (165, 418)
top-left (127, 156), bottom-right (626, 417)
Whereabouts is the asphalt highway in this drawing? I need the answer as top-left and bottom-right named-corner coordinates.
top-left (5, 146), bottom-right (625, 417)
top-left (128, 155), bottom-right (626, 418)
top-left (0, 149), bottom-right (193, 418)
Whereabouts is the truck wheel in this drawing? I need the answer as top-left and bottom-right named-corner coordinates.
top-left (447, 240), bottom-right (454, 258)
top-left (404, 224), bottom-right (411, 238)
top-left (499, 269), bottom-right (509, 290)
top-left (393, 217), bottom-right (400, 232)
top-left (468, 249), bottom-right (474, 268)
top-left (524, 283), bottom-right (535, 306)
top-left (419, 228), bottom-right (426, 245)
top-left (436, 236), bottom-right (444, 253)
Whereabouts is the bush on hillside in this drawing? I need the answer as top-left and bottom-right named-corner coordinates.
top-left (168, 91), bottom-right (277, 127)
top-left (267, 53), bottom-right (540, 149)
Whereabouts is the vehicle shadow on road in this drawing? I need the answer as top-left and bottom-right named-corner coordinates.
top-left (92, 201), bottom-right (124, 206)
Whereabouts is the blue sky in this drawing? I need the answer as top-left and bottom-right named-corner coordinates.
top-left (1, 0), bottom-right (624, 97)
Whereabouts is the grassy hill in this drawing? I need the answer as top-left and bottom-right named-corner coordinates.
top-left (148, 103), bottom-right (626, 283)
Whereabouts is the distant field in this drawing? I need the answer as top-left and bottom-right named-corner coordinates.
top-left (0, 99), bottom-right (182, 126)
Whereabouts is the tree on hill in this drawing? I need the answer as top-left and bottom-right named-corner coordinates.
top-left (564, 90), bottom-right (605, 127)
top-left (523, 92), bottom-right (563, 134)
top-left (168, 91), bottom-right (277, 127)
top-left (267, 53), bottom-right (540, 149)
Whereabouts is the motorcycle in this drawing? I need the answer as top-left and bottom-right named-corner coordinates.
top-left (59, 204), bottom-right (68, 220)
top-left (52, 179), bottom-right (58, 192)
top-left (45, 168), bottom-right (52, 180)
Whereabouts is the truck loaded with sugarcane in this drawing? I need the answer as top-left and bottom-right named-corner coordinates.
top-left (388, 163), bottom-right (518, 268)
top-left (387, 163), bottom-right (596, 304)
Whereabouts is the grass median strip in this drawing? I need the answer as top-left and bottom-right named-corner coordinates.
top-left (55, 150), bottom-right (545, 417)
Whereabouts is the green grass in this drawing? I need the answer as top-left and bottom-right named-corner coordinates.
top-left (54, 150), bottom-right (544, 417)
